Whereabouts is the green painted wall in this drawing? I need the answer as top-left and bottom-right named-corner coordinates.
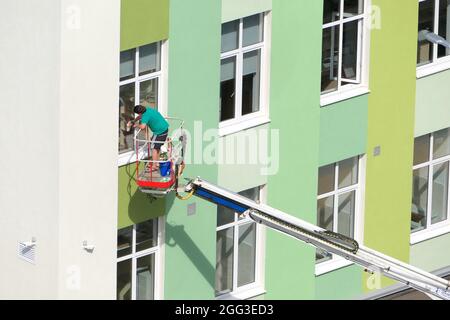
top-left (315, 265), bottom-right (363, 300)
top-left (415, 69), bottom-right (450, 137)
top-left (120, 0), bottom-right (169, 51)
top-left (264, 0), bottom-right (323, 299)
top-left (221, 0), bottom-right (272, 22)
top-left (363, 0), bottom-right (418, 290)
top-left (164, 0), bottom-right (221, 299)
top-left (117, 164), bottom-right (165, 229)
top-left (319, 95), bottom-right (369, 166)
top-left (411, 234), bottom-right (450, 272)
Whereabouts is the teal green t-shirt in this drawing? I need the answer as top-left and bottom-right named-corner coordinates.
top-left (141, 108), bottom-right (169, 135)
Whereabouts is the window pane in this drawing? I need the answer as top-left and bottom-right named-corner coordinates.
top-left (220, 57), bottom-right (236, 122)
top-left (239, 187), bottom-right (260, 202)
top-left (344, 0), bottom-right (364, 17)
top-left (318, 164), bottom-right (335, 195)
top-left (140, 78), bottom-right (158, 108)
top-left (243, 14), bottom-right (263, 47)
top-left (323, 0), bottom-right (341, 24)
top-left (117, 259), bottom-right (132, 300)
top-left (438, 0), bottom-right (450, 58)
top-left (217, 205), bottom-right (235, 227)
top-left (411, 167), bottom-right (429, 232)
top-left (431, 162), bottom-right (449, 224)
top-left (242, 49), bottom-right (261, 116)
top-left (237, 223), bottom-right (256, 287)
top-left (337, 191), bottom-right (355, 238)
top-left (221, 20), bottom-right (239, 53)
top-left (136, 254), bottom-right (155, 300)
top-left (413, 134), bottom-right (430, 165)
top-left (338, 157), bottom-right (358, 188)
top-left (117, 226), bottom-right (133, 258)
top-left (433, 128), bottom-right (450, 159)
top-left (120, 49), bottom-right (135, 81)
top-left (119, 83), bottom-right (135, 153)
top-left (341, 20), bottom-right (360, 83)
top-left (136, 219), bottom-right (157, 252)
top-left (215, 228), bottom-right (234, 295)
top-left (317, 196), bottom-right (334, 231)
top-left (139, 43), bottom-right (160, 76)
top-left (418, 0), bottom-right (435, 65)
top-left (321, 25), bottom-right (340, 94)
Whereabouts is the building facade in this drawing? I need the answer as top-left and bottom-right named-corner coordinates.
top-left (0, 0), bottom-right (449, 299)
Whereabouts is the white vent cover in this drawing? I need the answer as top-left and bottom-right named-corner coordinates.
top-left (18, 242), bottom-right (36, 264)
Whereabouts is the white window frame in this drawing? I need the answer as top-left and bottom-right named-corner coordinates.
top-left (320, 0), bottom-right (371, 107)
top-left (219, 12), bottom-right (272, 137)
top-left (215, 185), bottom-right (267, 300)
top-left (118, 40), bottom-right (169, 166)
top-left (315, 156), bottom-right (366, 276)
top-left (417, 0), bottom-right (450, 78)
top-left (411, 132), bottom-right (450, 244)
top-left (116, 216), bottom-right (165, 300)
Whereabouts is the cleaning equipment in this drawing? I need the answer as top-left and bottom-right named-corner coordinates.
top-left (159, 161), bottom-right (171, 177)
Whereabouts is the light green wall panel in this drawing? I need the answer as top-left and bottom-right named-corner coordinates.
top-left (264, 0), bottom-right (323, 299)
top-left (117, 165), bottom-right (166, 229)
top-left (319, 95), bottom-right (369, 166)
top-left (164, 0), bottom-right (221, 300)
top-left (315, 265), bottom-right (363, 300)
top-left (217, 124), bottom-right (270, 191)
top-left (363, 0), bottom-right (418, 290)
top-left (121, 0), bottom-right (169, 51)
top-left (415, 69), bottom-right (450, 137)
top-left (222, 0), bottom-right (272, 22)
top-left (411, 233), bottom-right (450, 272)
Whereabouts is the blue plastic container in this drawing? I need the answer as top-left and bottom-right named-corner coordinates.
top-left (159, 161), bottom-right (171, 177)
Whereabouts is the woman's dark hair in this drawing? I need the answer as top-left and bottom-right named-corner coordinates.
top-left (134, 105), bottom-right (146, 114)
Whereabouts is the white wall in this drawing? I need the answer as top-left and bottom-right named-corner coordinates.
top-left (0, 0), bottom-right (120, 299)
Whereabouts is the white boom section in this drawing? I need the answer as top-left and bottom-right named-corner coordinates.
top-left (187, 178), bottom-right (450, 300)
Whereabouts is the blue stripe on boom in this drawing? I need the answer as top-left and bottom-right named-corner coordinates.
top-left (195, 188), bottom-right (249, 213)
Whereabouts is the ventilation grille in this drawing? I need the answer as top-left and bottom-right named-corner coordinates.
top-left (18, 242), bottom-right (36, 264)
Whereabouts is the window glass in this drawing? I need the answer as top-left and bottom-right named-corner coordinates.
top-left (136, 220), bottom-right (157, 252)
top-left (323, 0), bottom-right (340, 24)
top-left (242, 49), bottom-right (261, 116)
top-left (117, 259), bottom-right (132, 300)
top-left (341, 20), bottom-right (360, 83)
top-left (120, 49), bottom-right (135, 81)
top-left (217, 205), bottom-right (235, 227)
top-left (318, 164), bottom-right (335, 195)
top-left (317, 196), bottom-right (334, 231)
top-left (220, 56), bottom-right (237, 121)
top-left (344, 0), bottom-right (364, 17)
top-left (418, 0), bottom-right (435, 65)
top-left (338, 157), bottom-right (358, 188)
top-left (139, 78), bottom-right (158, 108)
top-left (431, 162), bottom-right (449, 224)
top-left (237, 223), bottom-right (257, 286)
top-left (433, 128), bottom-right (450, 159)
top-left (414, 134), bottom-right (431, 165)
top-left (117, 226), bottom-right (133, 258)
top-left (139, 43), bottom-right (160, 76)
top-left (136, 254), bottom-right (155, 300)
top-left (215, 228), bottom-right (234, 295)
top-left (438, 0), bottom-right (450, 58)
top-left (337, 191), bottom-right (355, 238)
top-left (321, 25), bottom-right (340, 93)
top-left (221, 20), bottom-right (239, 53)
top-left (411, 167), bottom-right (429, 232)
top-left (243, 14), bottom-right (263, 47)
top-left (119, 83), bottom-right (136, 153)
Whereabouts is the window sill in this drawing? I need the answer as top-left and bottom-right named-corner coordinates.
top-left (410, 223), bottom-right (450, 245)
top-left (216, 286), bottom-right (266, 300)
top-left (320, 86), bottom-right (370, 107)
top-left (219, 116), bottom-right (271, 137)
top-left (315, 258), bottom-right (353, 276)
top-left (417, 58), bottom-right (450, 79)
